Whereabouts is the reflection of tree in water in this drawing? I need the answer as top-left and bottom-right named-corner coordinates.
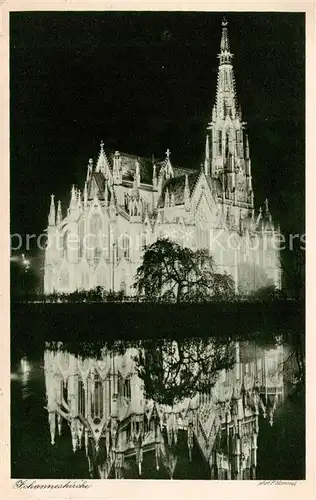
top-left (134, 338), bottom-right (236, 405)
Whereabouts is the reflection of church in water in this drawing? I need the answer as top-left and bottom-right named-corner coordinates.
top-left (44, 19), bottom-right (281, 295)
top-left (44, 341), bottom-right (285, 480)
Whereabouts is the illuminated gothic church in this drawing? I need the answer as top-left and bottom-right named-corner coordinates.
top-left (44, 19), bottom-right (281, 296)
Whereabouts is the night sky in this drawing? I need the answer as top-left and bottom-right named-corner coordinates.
top-left (10, 11), bottom-right (305, 257)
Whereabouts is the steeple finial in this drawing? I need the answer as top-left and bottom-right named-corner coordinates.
top-left (219, 17), bottom-right (232, 62)
top-left (165, 148), bottom-right (171, 160)
top-left (100, 140), bottom-right (104, 153)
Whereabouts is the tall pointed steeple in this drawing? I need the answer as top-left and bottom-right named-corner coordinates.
top-left (48, 194), bottom-right (56, 226)
top-left (215, 17), bottom-right (237, 120)
top-left (206, 17), bottom-right (252, 209)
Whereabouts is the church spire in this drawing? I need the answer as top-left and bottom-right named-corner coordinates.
top-left (48, 194), bottom-right (56, 226)
top-left (215, 17), bottom-right (237, 120)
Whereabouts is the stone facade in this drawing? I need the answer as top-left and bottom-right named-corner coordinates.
top-left (44, 19), bottom-right (281, 296)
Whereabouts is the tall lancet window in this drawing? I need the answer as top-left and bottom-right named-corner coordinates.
top-left (118, 234), bottom-right (130, 260)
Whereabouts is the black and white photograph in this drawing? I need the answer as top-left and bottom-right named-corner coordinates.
top-left (9, 8), bottom-right (307, 488)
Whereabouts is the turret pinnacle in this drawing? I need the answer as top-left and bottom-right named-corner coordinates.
top-left (204, 134), bottom-right (210, 176)
top-left (48, 194), bottom-right (56, 226)
top-left (84, 181), bottom-right (88, 208)
top-left (70, 185), bottom-right (77, 212)
top-left (96, 140), bottom-right (111, 175)
top-left (164, 148), bottom-right (174, 179)
top-left (56, 200), bottom-right (62, 225)
top-left (152, 164), bottom-right (157, 191)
